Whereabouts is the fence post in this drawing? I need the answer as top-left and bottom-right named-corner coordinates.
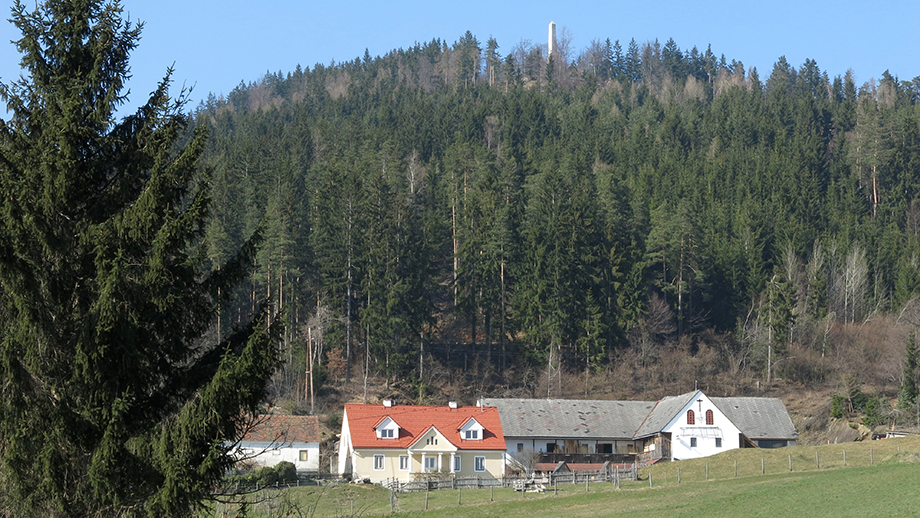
top-left (843, 450), bottom-right (846, 466)
top-left (677, 467), bottom-right (681, 485)
top-left (425, 490), bottom-right (429, 510)
top-left (734, 459), bottom-right (737, 478)
top-left (491, 484), bottom-right (494, 502)
top-left (586, 476), bottom-right (589, 492)
top-left (789, 454), bottom-right (792, 471)
top-left (649, 472), bottom-right (652, 488)
top-left (761, 458), bottom-right (764, 475)
top-left (870, 448), bottom-right (873, 465)
top-left (706, 463), bottom-right (709, 481)
top-left (816, 451), bottom-right (820, 468)
top-left (458, 486), bottom-right (462, 505)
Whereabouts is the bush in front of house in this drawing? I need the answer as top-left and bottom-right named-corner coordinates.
top-left (225, 461), bottom-right (298, 488)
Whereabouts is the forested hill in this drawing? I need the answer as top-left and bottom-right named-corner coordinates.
top-left (192, 33), bottom-right (920, 405)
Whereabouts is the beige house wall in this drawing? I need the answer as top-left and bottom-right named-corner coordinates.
top-left (351, 449), bottom-right (503, 483)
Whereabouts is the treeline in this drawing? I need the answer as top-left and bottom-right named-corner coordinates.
top-left (192, 32), bottom-right (920, 401)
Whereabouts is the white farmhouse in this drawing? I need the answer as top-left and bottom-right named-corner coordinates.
top-left (235, 414), bottom-right (322, 472)
top-left (482, 390), bottom-right (797, 465)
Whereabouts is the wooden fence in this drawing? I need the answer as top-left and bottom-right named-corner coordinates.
top-left (384, 466), bottom-right (637, 493)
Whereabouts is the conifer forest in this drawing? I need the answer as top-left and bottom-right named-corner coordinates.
top-left (193, 33), bottom-right (920, 407)
top-left (7, 2), bottom-right (920, 515)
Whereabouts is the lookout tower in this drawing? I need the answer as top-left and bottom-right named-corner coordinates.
top-left (548, 21), bottom-right (556, 59)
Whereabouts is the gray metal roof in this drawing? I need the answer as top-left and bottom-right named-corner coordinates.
top-left (480, 398), bottom-right (656, 439)
top-left (483, 392), bottom-right (798, 442)
top-left (633, 391), bottom-right (698, 439)
top-left (711, 397), bottom-right (799, 440)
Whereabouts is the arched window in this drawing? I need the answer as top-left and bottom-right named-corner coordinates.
top-left (687, 409), bottom-right (695, 425)
top-left (706, 409), bottom-right (714, 425)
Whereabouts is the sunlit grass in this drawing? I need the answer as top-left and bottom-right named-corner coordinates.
top-left (203, 436), bottom-right (920, 517)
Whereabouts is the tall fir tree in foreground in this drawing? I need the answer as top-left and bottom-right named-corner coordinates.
top-left (0, 1), bottom-right (280, 516)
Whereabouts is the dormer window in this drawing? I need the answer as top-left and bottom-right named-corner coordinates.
top-left (459, 417), bottom-right (484, 441)
top-left (375, 416), bottom-right (400, 439)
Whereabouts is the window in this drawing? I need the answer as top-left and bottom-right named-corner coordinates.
top-left (465, 429), bottom-right (479, 440)
top-left (399, 455), bottom-right (409, 471)
top-left (424, 456), bottom-right (437, 472)
top-left (706, 409), bottom-right (714, 425)
top-left (715, 438), bottom-right (722, 448)
top-left (690, 437), bottom-right (697, 448)
top-left (598, 444), bottom-right (613, 454)
top-left (374, 455), bottom-right (385, 470)
top-left (375, 417), bottom-right (400, 439)
top-left (517, 443), bottom-right (524, 453)
top-left (687, 409), bottom-right (695, 425)
top-left (299, 450), bottom-right (309, 462)
top-left (474, 456), bottom-right (486, 472)
top-left (453, 456), bottom-right (461, 472)
top-left (545, 443), bottom-right (556, 453)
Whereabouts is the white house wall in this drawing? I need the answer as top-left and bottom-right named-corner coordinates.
top-left (237, 441), bottom-right (320, 471)
top-left (661, 392), bottom-right (742, 460)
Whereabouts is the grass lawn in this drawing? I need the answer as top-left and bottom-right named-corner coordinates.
top-left (204, 436), bottom-right (920, 517)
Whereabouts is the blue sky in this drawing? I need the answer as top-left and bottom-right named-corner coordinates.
top-left (1, 0), bottom-right (919, 111)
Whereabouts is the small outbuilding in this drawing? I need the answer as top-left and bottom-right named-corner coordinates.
top-left (234, 414), bottom-right (322, 472)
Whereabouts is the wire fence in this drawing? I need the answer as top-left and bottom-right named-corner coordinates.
top-left (213, 473), bottom-right (341, 494)
top-left (641, 442), bottom-right (920, 488)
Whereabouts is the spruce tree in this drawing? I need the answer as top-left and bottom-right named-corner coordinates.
top-left (0, 1), bottom-right (280, 516)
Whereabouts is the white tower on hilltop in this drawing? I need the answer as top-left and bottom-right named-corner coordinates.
top-left (548, 21), bottom-right (556, 59)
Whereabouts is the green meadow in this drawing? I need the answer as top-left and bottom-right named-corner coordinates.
top-left (207, 436), bottom-right (920, 517)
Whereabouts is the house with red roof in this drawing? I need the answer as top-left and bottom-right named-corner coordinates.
top-left (235, 414), bottom-right (321, 472)
top-left (337, 401), bottom-right (506, 483)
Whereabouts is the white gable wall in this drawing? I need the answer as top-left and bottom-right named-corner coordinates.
top-left (661, 392), bottom-right (742, 460)
top-left (338, 408), bottom-right (352, 476)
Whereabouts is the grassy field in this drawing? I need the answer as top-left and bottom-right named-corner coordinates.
top-left (205, 436), bottom-right (920, 517)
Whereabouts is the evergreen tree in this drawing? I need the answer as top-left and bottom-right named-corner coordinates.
top-left (0, 2), bottom-right (280, 515)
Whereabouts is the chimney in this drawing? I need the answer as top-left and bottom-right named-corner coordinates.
top-left (448, 401), bottom-right (458, 409)
top-left (383, 400), bottom-right (393, 408)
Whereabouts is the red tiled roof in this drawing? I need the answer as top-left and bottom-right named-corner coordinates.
top-left (534, 462), bottom-right (564, 472)
top-left (344, 404), bottom-right (505, 451)
top-left (242, 415), bottom-right (321, 443)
